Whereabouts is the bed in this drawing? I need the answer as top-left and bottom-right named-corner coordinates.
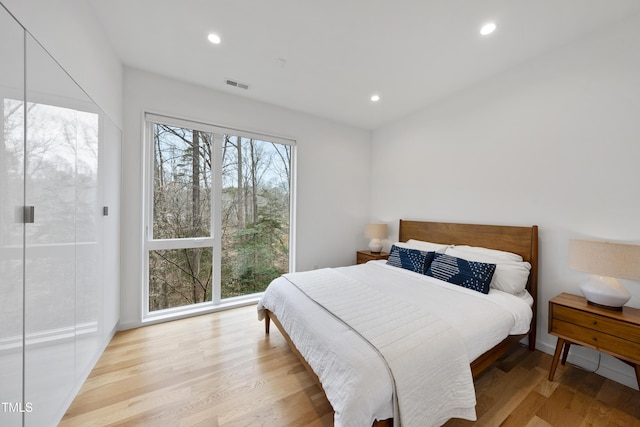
top-left (257, 220), bottom-right (538, 426)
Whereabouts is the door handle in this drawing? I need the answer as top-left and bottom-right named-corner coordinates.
top-left (16, 206), bottom-right (35, 223)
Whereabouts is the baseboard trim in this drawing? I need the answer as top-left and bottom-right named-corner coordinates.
top-left (118, 298), bottom-right (260, 331)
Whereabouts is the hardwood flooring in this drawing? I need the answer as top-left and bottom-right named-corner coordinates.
top-left (61, 305), bottom-right (639, 427)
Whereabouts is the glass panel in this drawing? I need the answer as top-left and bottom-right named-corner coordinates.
top-left (220, 136), bottom-right (291, 298)
top-left (149, 248), bottom-right (213, 311)
top-left (75, 108), bottom-right (100, 382)
top-left (24, 33), bottom-right (94, 426)
top-left (0, 7), bottom-right (25, 425)
top-left (152, 124), bottom-right (212, 239)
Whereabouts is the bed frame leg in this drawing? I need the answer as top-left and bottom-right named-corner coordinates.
top-left (528, 329), bottom-right (536, 351)
top-left (265, 314), bottom-right (270, 335)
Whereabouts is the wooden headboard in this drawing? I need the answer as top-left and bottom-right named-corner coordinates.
top-left (398, 219), bottom-right (539, 351)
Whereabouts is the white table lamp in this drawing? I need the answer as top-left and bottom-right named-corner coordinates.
top-left (568, 239), bottom-right (640, 310)
top-left (365, 223), bottom-right (388, 253)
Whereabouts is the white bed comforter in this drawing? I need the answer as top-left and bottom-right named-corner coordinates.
top-left (257, 261), bottom-right (532, 427)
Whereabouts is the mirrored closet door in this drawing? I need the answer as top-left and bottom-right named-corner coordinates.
top-left (0, 6), bottom-right (26, 426)
top-left (0, 5), bottom-right (121, 426)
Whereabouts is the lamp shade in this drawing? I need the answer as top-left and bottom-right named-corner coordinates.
top-left (568, 239), bottom-right (640, 280)
top-left (364, 223), bottom-right (388, 239)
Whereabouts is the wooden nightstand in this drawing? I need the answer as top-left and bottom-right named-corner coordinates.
top-left (548, 293), bottom-right (640, 388)
top-left (356, 250), bottom-right (389, 264)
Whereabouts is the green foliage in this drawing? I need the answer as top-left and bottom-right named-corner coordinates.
top-left (221, 215), bottom-right (289, 298)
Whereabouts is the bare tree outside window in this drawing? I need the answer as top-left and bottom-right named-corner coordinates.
top-left (148, 122), bottom-right (291, 312)
top-left (220, 136), bottom-right (290, 298)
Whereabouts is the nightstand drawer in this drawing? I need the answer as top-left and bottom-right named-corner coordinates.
top-left (553, 305), bottom-right (640, 344)
top-left (356, 251), bottom-right (389, 265)
top-left (552, 319), bottom-right (640, 362)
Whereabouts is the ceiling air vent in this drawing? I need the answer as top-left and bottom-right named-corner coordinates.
top-left (226, 79), bottom-right (249, 90)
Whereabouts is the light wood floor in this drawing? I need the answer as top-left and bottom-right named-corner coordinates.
top-left (61, 305), bottom-right (640, 427)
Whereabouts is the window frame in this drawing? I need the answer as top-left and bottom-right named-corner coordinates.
top-left (142, 112), bottom-right (296, 321)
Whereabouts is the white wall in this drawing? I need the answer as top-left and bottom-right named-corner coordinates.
top-left (371, 14), bottom-right (640, 389)
top-left (120, 68), bottom-right (371, 329)
top-left (1, 0), bottom-right (123, 127)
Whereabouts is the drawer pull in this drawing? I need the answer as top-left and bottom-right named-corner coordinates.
top-left (592, 337), bottom-right (597, 342)
top-left (592, 321), bottom-right (598, 325)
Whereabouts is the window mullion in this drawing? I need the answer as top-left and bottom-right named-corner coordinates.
top-left (212, 133), bottom-right (223, 304)
top-left (146, 238), bottom-right (214, 251)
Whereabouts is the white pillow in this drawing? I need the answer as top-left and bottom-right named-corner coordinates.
top-left (445, 247), bottom-right (531, 295)
top-left (392, 241), bottom-right (434, 253)
top-left (405, 239), bottom-right (450, 253)
top-left (449, 245), bottom-right (523, 262)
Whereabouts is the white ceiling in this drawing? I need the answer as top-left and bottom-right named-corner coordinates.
top-left (88, 0), bottom-right (640, 130)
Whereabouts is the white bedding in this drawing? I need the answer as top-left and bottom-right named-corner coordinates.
top-left (257, 260), bottom-right (533, 426)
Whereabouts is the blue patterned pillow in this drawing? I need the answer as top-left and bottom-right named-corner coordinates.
top-left (425, 253), bottom-right (496, 294)
top-left (386, 245), bottom-right (435, 274)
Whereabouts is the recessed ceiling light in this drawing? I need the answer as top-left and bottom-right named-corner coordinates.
top-left (371, 94), bottom-right (380, 102)
top-left (207, 33), bottom-right (221, 44)
top-left (480, 22), bottom-right (496, 36)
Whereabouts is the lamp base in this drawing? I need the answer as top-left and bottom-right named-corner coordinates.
top-left (368, 238), bottom-right (382, 253)
top-left (580, 276), bottom-right (630, 310)
top-left (586, 300), bottom-right (624, 311)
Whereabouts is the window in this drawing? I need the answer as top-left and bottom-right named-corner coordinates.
top-left (144, 114), bottom-right (294, 317)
